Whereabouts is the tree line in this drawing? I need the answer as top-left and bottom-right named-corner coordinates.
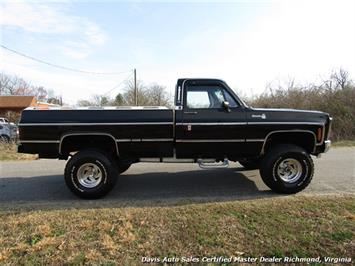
top-left (248, 68), bottom-right (354, 140)
top-left (0, 72), bottom-right (171, 107)
top-left (76, 79), bottom-right (171, 107)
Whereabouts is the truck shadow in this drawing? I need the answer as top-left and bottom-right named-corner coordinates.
top-left (0, 167), bottom-right (283, 210)
top-left (112, 167), bottom-right (273, 201)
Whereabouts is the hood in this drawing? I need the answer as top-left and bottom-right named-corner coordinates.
top-left (247, 107), bottom-right (330, 124)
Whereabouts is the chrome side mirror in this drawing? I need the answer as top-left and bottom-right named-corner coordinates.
top-left (222, 101), bottom-right (231, 112)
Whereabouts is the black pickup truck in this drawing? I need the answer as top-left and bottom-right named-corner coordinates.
top-left (18, 78), bottom-right (332, 199)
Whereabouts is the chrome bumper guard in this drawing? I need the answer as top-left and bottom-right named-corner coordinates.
top-left (324, 140), bottom-right (331, 153)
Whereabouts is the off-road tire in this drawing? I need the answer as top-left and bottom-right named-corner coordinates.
top-left (64, 149), bottom-right (119, 199)
top-left (260, 144), bottom-right (314, 194)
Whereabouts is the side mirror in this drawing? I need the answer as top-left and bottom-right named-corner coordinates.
top-left (222, 101), bottom-right (231, 112)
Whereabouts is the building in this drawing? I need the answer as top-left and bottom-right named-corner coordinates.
top-left (0, 95), bottom-right (59, 122)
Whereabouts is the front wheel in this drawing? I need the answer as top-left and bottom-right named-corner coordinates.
top-left (259, 144), bottom-right (314, 194)
top-left (64, 149), bottom-right (119, 199)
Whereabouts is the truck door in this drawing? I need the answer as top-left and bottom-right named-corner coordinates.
top-left (175, 80), bottom-right (247, 159)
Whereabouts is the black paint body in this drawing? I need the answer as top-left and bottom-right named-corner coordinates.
top-left (18, 79), bottom-right (332, 160)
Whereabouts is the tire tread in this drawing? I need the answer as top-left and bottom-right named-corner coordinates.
top-left (260, 144), bottom-right (314, 194)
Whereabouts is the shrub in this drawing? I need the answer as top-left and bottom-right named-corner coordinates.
top-left (248, 70), bottom-right (355, 141)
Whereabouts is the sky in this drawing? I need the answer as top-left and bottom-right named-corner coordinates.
top-left (1, 0), bottom-right (355, 105)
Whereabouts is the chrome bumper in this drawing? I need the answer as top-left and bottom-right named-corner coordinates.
top-left (324, 140), bottom-right (331, 153)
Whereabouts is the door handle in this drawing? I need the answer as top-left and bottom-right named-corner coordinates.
top-left (251, 114), bottom-right (266, 119)
top-left (184, 111), bottom-right (198, 115)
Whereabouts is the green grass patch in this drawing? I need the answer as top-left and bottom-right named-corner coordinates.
top-left (328, 230), bottom-right (353, 242)
top-left (0, 195), bottom-right (354, 265)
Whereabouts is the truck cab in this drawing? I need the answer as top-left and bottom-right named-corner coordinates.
top-left (174, 79), bottom-right (248, 160)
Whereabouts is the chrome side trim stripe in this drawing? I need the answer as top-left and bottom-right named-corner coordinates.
top-left (19, 140), bottom-right (60, 143)
top-left (176, 139), bottom-right (245, 143)
top-left (116, 138), bottom-right (174, 142)
top-left (176, 122), bottom-right (247, 126)
top-left (19, 121), bottom-right (324, 126)
top-left (248, 122), bottom-right (324, 125)
top-left (19, 122), bottom-right (173, 126)
top-left (175, 122), bottom-right (324, 126)
top-left (175, 139), bottom-right (267, 143)
top-left (140, 138), bottom-right (173, 142)
top-left (20, 139), bottom-right (265, 144)
top-left (21, 138), bottom-right (175, 144)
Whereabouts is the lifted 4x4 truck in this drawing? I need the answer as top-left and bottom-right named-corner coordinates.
top-left (18, 79), bottom-right (332, 199)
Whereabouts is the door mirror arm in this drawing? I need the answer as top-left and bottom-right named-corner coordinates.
top-left (222, 101), bottom-right (231, 113)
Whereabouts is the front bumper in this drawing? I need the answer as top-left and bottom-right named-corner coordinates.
top-left (324, 140), bottom-right (331, 153)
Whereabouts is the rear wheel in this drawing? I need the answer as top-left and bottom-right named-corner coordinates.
top-left (259, 144), bottom-right (314, 194)
top-left (64, 149), bottom-right (118, 199)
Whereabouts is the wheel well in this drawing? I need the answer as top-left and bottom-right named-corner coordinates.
top-left (263, 132), bottom-right (316, 154)
top-left (60, 134), bottom-right (118, 157)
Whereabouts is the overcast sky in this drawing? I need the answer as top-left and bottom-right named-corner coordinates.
top-left (1, 0), bottom-right (355, 104)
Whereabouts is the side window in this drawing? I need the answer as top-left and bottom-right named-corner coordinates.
top-left (186, 85), bottom-right (239, 109)
top-left (187, 90), bottom-right (210, 108)
top-left (223, 90), bottom-right (239, 107)
top-left (213, 89), bottom-right (225, 106)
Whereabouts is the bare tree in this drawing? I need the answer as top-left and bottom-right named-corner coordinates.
top-left (77, 100), bottom-right (93, 107)
top-left (331, 68), bottom-right (350, 89)
top-left (0, 72), bottom-right (12, 95)
top-left (145, 84), bottom-right (171, 106)
top-left (0, 73), bottom-right (49, 100)
top-left (121, 80), bottom-right (171, 106)
top-left (76, 80), bottom-right (171, 107)
top-left (122, 79), bottom-right (146, 106)
top-left (77, 95), bottom-right (111, 107)
top-left (12, 77), bottom-right (32, 95)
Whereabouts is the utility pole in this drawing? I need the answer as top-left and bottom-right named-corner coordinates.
top-left (134, 68), bottom-right (137, 106)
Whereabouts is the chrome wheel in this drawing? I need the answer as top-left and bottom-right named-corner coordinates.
top-left (277, 158), bottom-right (303, 183)
top-left (77, 163), bottom-right (102, 188)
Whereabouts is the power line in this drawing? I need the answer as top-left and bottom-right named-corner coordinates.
top-left (103, 72), bottom-right (133, 96)
top-left (0, 44), bottom-right (131, 75)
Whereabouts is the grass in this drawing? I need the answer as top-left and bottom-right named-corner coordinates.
top-left (0, 141), bottom-right (37, 161)
top-left (0, 195), bottom-right (354, 265)
top-left (332, 140), bottom-right (355, 147)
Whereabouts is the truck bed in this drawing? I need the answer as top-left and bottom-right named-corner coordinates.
top-left (18, 107), bottom-right (174, 158)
